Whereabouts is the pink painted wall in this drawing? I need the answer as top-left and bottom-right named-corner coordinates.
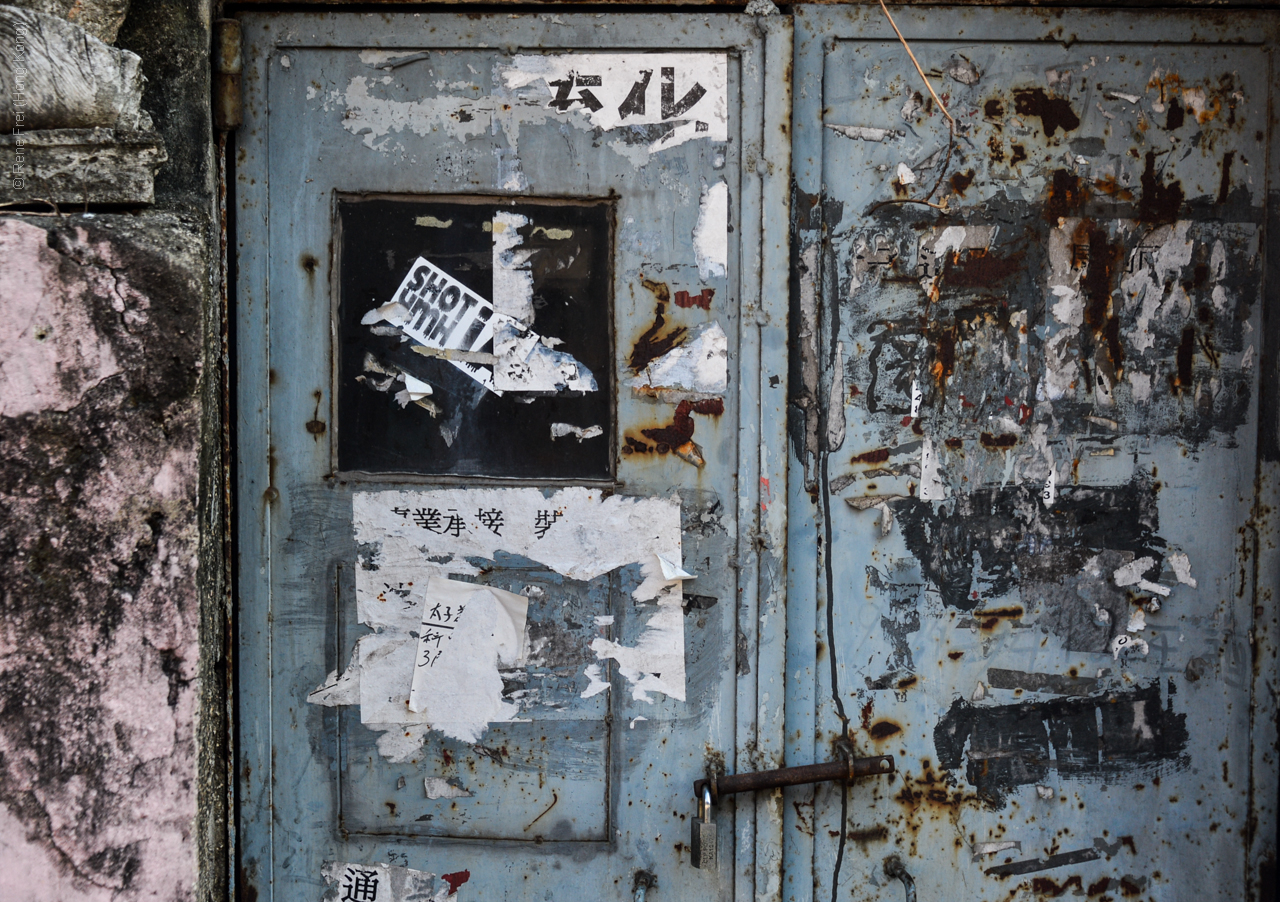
top-left (0, 216), bottom-right (201, 901)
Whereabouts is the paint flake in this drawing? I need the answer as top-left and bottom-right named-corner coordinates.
top-left (825, 124), bottom-right (903, 142)
top-left (424, 777), bottom-right (472, 800)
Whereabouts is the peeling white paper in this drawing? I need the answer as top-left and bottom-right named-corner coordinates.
top-left (1169, 552), bottom-right (1197, 588)
top-left (321, 861), bottom-right (457, 902)
top-left (550, 423), bottom-right (604, 441)
top-left (693, 180), bottom-right (729, 281)
top-left (424, 777), bottom-right (472, 800)
top-left (353, 489), bottom-right (688, 706)
top-left (919, 438), bottom-right (947, 501)
top-left (407, 577), bottom-right (530, 741)
top-left (627, 321), bottom-right (728, 400)
top-left (656, 554), bottom-right (695, 580)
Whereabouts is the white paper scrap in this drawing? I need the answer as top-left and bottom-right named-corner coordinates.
top-left (590, 592), bottom-right (686, 703)
top-left (493, 319), bottom-right (597, 392)
top-left (693, 180), bottom-right (729, 281)
top-left (551, 423), bottom-right (604, 441)
top-left (656, 553), bottom-right (695, 581)
top-left (1112, 557), bottom-right (1157, 587)
top-left (492, 211), bottom-right (535, 326)
top-left (424, 776), bottom-right (472, 800)
top-left (626, 321), bottom-right (728, 399)
top-left (581, 662), bottom-right (610, 699)
top-left (321, 860), bottom-right (459, 902)
top-left (920, 438), bottom-right (947, 501)
top-left (501, 53), bottom-right (728, 154)
top-left (407, 578), bottom-right (530, 741)
top-left (1170, 552), bottom-right (1197, 587)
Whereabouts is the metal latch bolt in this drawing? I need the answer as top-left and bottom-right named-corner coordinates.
top-left (694, 754), bottom-right (894, 805)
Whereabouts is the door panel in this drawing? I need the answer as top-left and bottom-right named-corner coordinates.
top-left (236, 13), bottom-right (790, 901)
top-left (789, 8), bottom-right (1277, 901)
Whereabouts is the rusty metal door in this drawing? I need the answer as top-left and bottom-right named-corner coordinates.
top-left (235, 11), bottom-right (791, 902)
top-left (788, 7), bottom-right (1278, 901)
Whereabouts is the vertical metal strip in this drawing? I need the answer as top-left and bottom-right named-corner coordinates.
top-left (781, 9), bottom-right (826, 902)
top-left (1249, 24), bottom-right (1280, 899)
top-left (734, 31), bottom-right (765, 902)
top-left (754, 14), bottom-right (794, 902)
top-left (234, 15), bottom-right (275, 902)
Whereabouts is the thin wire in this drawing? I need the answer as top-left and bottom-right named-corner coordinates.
top-left (878, 0), bottom-right (954, 127)
top-left (870, 0), bottom-right (958, 214)
top-left (822, 428), bottom-right (851, 902)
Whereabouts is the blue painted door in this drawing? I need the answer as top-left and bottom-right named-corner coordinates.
top-left (235, 11), bottom-right (792, 902)
top-left (788, 7), bottom-right (1277, 901)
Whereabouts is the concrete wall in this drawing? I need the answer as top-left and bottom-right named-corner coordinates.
top-left (0, 0), bottom-right (221, 899)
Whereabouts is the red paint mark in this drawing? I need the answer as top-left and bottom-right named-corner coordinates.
top-left (1018, 404), bottom-right (1033, 425)
top-left (960, 394), bottom-right (975, 408)
top-left (849, 384), bottom-right (862, 397)
top-left (901, 415), bottom-right (913, 426)
top-left (674, 288), bottom-right (715, 310)
top-left (761, 477), bottom-right (771, 500)
top-left (442, 871), bottom-right (471, 893)
top-left (1004, 395), bottom-right (1014, 406)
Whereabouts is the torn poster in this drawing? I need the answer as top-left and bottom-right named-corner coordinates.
top-left (363, 253), bottom-right (596, 394)
top-left (362, 256), bottom-right (500, 391)
top-left (321, 861), bottom-right (462, 902)
top-left (407, 577), bottom-right (529, 741)
top-left (500, 53), bottom-right (728, 154)
top-left (627, 321), bottom-right (728, 402)
top-left (309, 489), bottom-right (687, 752)
top-left (354, 488), bottom-right (682, 601)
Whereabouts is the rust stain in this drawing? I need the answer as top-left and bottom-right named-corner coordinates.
top-left (852, 448), bottom-right (891, 465)
top-left (1045, 169), bottom-right (1087, 222)
top-left (980, 432), bottom-right (1018, 450)
top-left (1137, 150), bottom-right (1184, 224)
top-left (949, 169), bottom-right (975, 196)
top-left (1013, 87), bottom-right (1080, 137)
top-left (869, 720), bottom-right (902, 740)
top-left (629, 278), bottom-right (687, 371)
top-left (939, 247), bottom-right (1021, 288)
top-left (1093, 175), bottom-right (1133, 202)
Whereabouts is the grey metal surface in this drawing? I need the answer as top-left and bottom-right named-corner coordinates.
top-left (789, 6), bottom-right (1277, 901)
top-left (236, 11), bottom-right (790, 901)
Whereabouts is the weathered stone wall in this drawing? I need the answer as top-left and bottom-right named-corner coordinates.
top-left (0, 215), bottom-right (204, 901)
top-left (0, 0), bottom-right (219, 899)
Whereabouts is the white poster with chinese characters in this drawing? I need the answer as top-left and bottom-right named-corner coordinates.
top-left (308, 489), bottom-right (690, 756)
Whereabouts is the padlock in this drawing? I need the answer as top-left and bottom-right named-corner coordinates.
top-left (691, 785), bottom-right (717, 870)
